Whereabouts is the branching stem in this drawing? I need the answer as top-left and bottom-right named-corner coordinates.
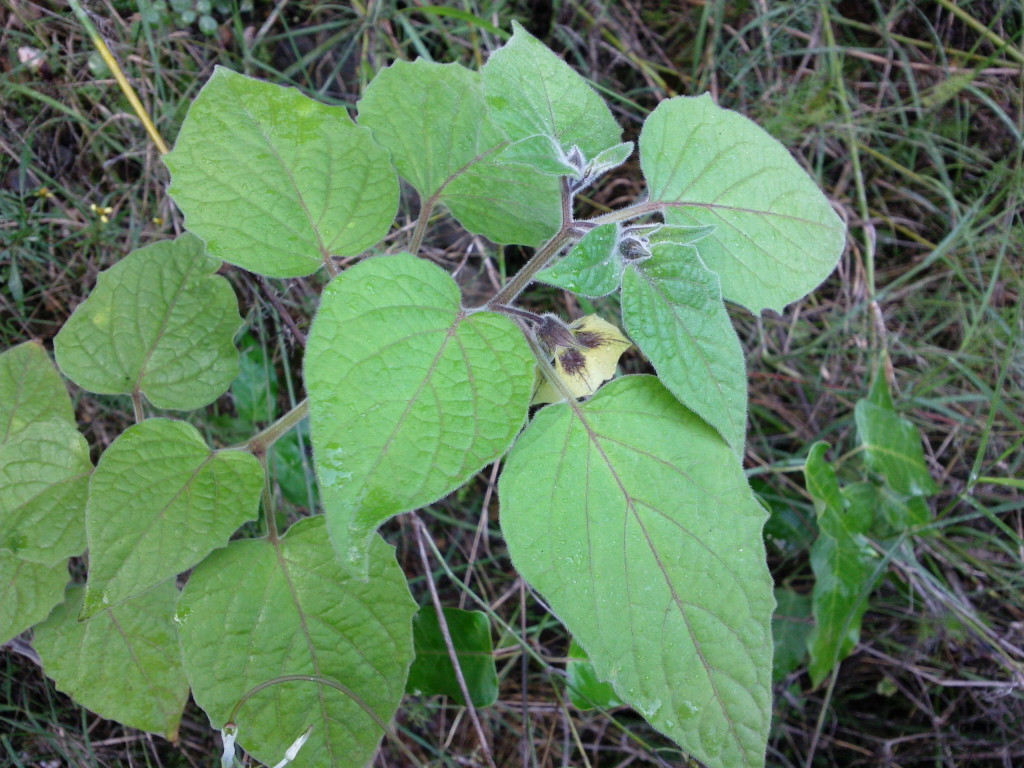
top-left (244, 399), bottom-right (309, 454)
top-left (487, 178), bottom-right (578, 308)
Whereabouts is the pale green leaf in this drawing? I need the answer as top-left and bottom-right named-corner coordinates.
top-left (536, 222), bottom-right (622, 297)
top-left (166, 67), bottom-right (398, 277)
top-left (0, 553), bottom-right (68, 645)
top-left (804, 450), bottom-right (879, 687)
top-left (482, 21), bottom-right (621, 161)
top-left (501, 376), bottom-right (773, 768)
top-left (640, 95), bottom-right (845, 313)
top-left (588, 141), bottom-right (634, 177)
top-left (621, 244), bottom-right (747, 454)
top-left (54, 234), bottom-right (241, 410)
top-left (567, 639), bottom-right (622, 711)
top-left (855, 399), bottom-right (938, 497)
top-left (495, 134), bottom-right (579, 176)
top-left (82, 418), bottom-right (263, 617)
top-left (408, 606), bottom-right (498, 707)
top-left (306, 253), bottom-right (534, 570)
top-left (177, 518), bottom-right (415, 768)
top-left (771, 588), bottom-right (811, 683)
top-left (0, 421), bottom-right (91, 564)
top-left (0, 341), bottom-right (74, 443)
top-left (357, 58), bottom-right (560, 246)
top-left (35, 583), bottom-right (188, 739)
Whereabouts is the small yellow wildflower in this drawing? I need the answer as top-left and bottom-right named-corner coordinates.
top-left (532, 314), bottom-right (631, 405)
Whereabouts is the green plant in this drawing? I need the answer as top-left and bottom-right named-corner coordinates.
top-left (767, 356), bottom-right (941, 691)
top-left (0, 22), bottom-right (845, 768)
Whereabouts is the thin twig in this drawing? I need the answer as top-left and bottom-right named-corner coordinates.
top-left (412, 514), bottom-right (497, 768)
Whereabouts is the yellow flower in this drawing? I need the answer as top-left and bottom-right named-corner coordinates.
top-left (532, 314), bottom-right (631, 405)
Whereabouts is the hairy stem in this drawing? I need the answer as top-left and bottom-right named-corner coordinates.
top-left (131, 389), bottom-right (145, 423)
top-left (408, 195), bottom-right (437, 255)
top-left (588, 198), bottom-right (662, 227)
top-left (244, 399), bottom-right (309, 454)
top-left (487, 178), bottom-right (577, 308)
top-left (258, 450), bottom-right (278, 543)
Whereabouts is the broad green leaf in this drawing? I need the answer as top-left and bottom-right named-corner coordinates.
top-left (232, 334), bottom-right (278, 424)
top-left (166, 67), bottom-right (398, 277)
top-left (54, 234), bottom-right (241, 410)
top-left (82, 418), bottom-right (262, 617)
top-left (0, 553), bottom-right (68, 645)
top-left (357, 59), bottom-right (560, 247)
top-left (177, 518), bottom-right (415, 768)
top-left (482, 21), bottom-right (621, 162)
top-left (621, 243), bottom-right (747, 454)
top-left (501, 376), bottom-right (773, 768)
top-left (804, 447), bottom-right (879, 687)
top-left (0, 421), bottom-right (91, 564)
top-left (407, 606), bottom-right (498, 707)
top-left (566, 639), bottom-right (622, 710)
top-left (536, 222), bottom-right (622, 297)
top-left (306, 253), bottom-right (534, 570)
top-left (640, 95), bottom-right (846, 313)
top-left (855, 399), bottom-right (937, 497)
top-left (34, 583), bottom-right (188, 739)
top-left (0, 341), bottom-right (74, 443)
top-left (771, 588), bottom-right (812, 683)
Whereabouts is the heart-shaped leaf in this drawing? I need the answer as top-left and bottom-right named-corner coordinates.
top-left (166, 67), bottom-right (398, 277)
top-left (82, 418), bottom-right (263, 617)
top-left (54, 234), bottom-right (242, 410)
top-left (0, 421), bottom-right (91, 564)
top-left (306, 253), bottom-right (534, 570)
top-left (35, 582), bottom-right (189, 739)
top-left (177, 518), bottom-right (415, 768)
top-left (0, 554), bottom-right (68, 645)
